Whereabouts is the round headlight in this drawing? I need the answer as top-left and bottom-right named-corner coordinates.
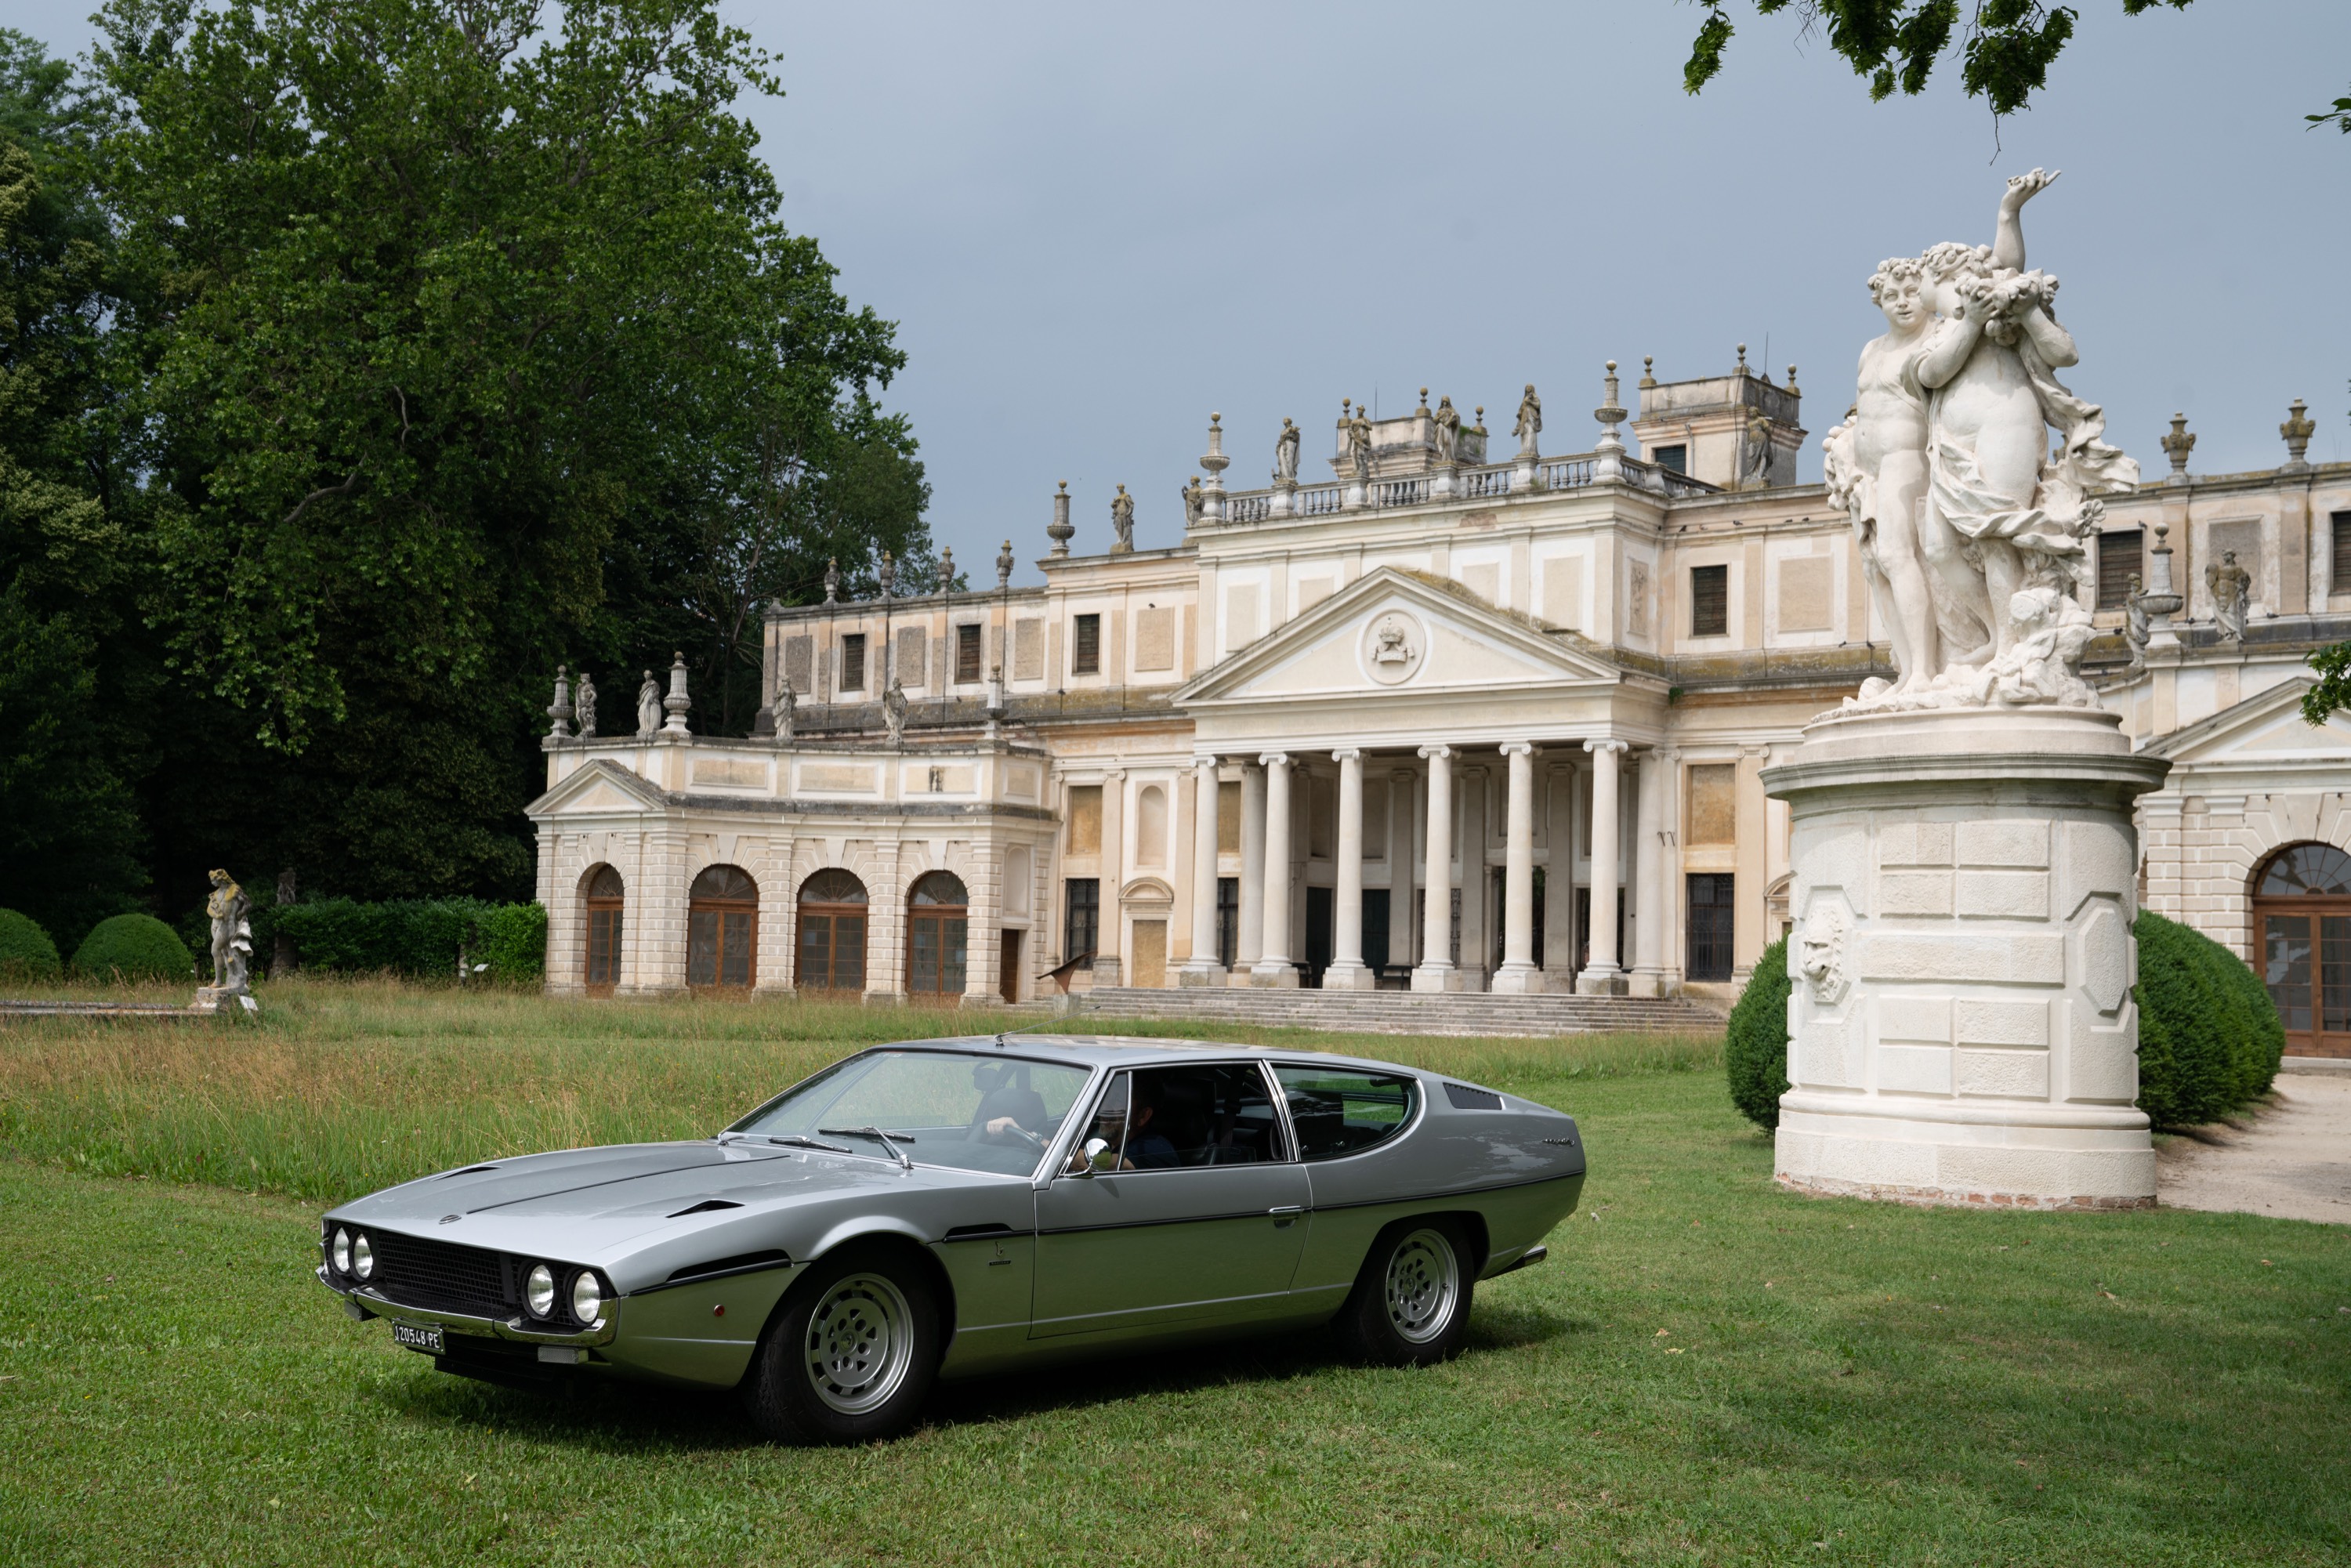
top-left (569, 1270), bottom-right (603, 1325)
top-left (352, 1233), bottom-right (375, 1280)
top-left (526, 1262), bottom-right (556, 1317)
top-left (331, 1228), bottom-right (351, 1273)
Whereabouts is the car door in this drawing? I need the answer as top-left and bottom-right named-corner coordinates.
top-left (1030, 1063), bottom-right (1308, 1339)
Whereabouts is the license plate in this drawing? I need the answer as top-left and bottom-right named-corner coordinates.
top-left (390, 1322), bottom-right (445, 1355)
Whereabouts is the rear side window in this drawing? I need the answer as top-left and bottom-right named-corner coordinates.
top-left (1273, 1066), bottom-right (1418, 1161)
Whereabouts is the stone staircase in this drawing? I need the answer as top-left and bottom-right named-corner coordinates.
top-left (1065, 985), bottom-right (1726, 1039)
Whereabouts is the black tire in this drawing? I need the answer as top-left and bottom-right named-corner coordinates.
top-left (1333, 1218), bottom-right (1475, 1367)
top-left (740, 1244), bottom-right (941, 1443)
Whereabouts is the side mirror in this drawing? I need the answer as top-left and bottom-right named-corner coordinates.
top-left (1065, 1137), bottom-right (1110, 1178)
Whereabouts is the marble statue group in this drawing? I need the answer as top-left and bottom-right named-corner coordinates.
top-left (1823, 170), bottom-right (2139, 712)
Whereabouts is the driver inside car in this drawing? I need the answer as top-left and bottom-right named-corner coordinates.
top-left (975, 1063), bottom-right (1052, 1143)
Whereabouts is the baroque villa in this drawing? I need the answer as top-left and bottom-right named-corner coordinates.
top-left (529, 360), bottom-right (2351, 1057)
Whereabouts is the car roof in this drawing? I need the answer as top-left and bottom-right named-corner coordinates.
top-left (865, 1033), bottom-right (1422, 1077)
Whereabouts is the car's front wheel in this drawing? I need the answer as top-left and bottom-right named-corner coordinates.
top-left (1335, 1218), bottom-right (1473, 1366)
top-left (741, 1246), bottom-right (940, 1443)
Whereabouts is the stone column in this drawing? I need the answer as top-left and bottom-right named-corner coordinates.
top-left (1234, 760), bottom-right (1266, 983)
top-left (1733, 746), bottom-right (1767, 981)
top-left (1179, 756), bottom-right (1226, 985)
top-left (1253, 754), bottom-right (1299, 986)
top-left (1095, 769), bottom-right (1125, 987)
top-left (1766, 706), bottom-right (2168, 1209)
top-left (1413, 744), bottom-right (1456, 992)
top-left (1326, 749), bottom-right (1372, 989)
top-left (1578, 738), bottom-right (1627, 994)
top-left (1492, 742), bottom-right (1541, 994)
top-left (1631, 748), bottom-right (1669, 995)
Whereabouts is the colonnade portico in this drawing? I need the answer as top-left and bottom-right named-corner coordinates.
top-left (1173, 734), bottom-right (1663, 994)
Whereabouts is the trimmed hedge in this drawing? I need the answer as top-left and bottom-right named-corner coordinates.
top-left (273, 898), bottom-right (546, 981)
top-left (1726, 936), bottom-right (1793, 1131)
top-left (0, 908), bottom-right (63, 981)
top-left (2133, 910), bottom-right (2284, 1128)
top-left (72, 914), bottom-right (196, 982)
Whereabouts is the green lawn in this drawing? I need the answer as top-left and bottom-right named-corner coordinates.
top-left (2, 984), bottom-right (2346, 1565)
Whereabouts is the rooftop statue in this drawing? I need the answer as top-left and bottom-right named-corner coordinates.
top-left (1513, 384), bottom-right (1541, 456)
top-left (882, 678), bottom-right (908, 745)
top-left (574, 669), bottom-right (596, 738)
top-left (636, 669), bottom-right (661, 737)
top-left (1110, 485), bottom-right (1136, 552)
top-left (2207, 549), bottom-right (2251, 643)
top-left (1433, 396), bottom-right (1462, 465)
top-left (1824, 169), bottom-right (2136, 712)
top-left (1346, 401), bottom-right (1373, 479)
top-left (1273, 418), bottom-right (1301, 484)
top-left (1181, 476), bottom-right (1203, 527)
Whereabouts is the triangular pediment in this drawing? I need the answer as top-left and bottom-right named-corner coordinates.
top-left (2146, 678), bottom-right (2351, 765)
top-left (1175, 567), bottom-right (1621, 709)
top-left (526, 758), bottom-right (668, 820)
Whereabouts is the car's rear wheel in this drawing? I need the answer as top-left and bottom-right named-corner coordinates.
top-left (741, 1245), bottom-right (940, 1443)
top-left (1335, 1218), bottom-right (1473, 1366)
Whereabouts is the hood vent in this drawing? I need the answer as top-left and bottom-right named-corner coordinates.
top-left (440, 1165), bottom-right (500, 1178)
top-left (1444, 1083), bottom-right (1504, 1110)
top-left (667, 1199), bottom-right (744, 1219)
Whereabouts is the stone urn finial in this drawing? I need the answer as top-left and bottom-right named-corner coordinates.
top-left (662, 652), bottom-right (692, 734)
top-left (1787, 364), bottom-right (1800, 395)
top-left (939, 544), bottom-right (954, 592)
top-left (1735, 342), bottom-right (1748, 375)
top-left (545, 664), bottom-right (573, 740)
top-left (822, 556), bottom-right (839, 604)
top-left (1639, 355), bottom-right (1657, 389)
top-left (1048, 480), bottom-right (1074, 556)
top-left (877, 549), bottom-right (896, 599)
top-left (2281, 398), bottom-right (2317, 469)
top-left (2160, 412), bottom-right (2196, 483)
top-left (995, 538), bottom-right (1014, 588)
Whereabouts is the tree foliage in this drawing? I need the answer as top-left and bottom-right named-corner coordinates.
top-left (0, 4), bottom-right (935, 922)
top-left (1683, 2), bottom-right (2197, 119)
top-left (1726, 936), bottom-right (1794, 1130)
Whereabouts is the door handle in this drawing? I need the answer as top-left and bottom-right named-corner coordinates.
top-left (1267, 1205), bottom-right (1305, 1215)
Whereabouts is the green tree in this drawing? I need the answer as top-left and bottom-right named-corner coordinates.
top-left (0, 30), bottom-right (150, 949)
top-left (82, 0), bottom-right (929, 901)
top-left (1683, 2), bottom-right (2213, 119)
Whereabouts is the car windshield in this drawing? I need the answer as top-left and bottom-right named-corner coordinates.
top-left (730, 1051), bottom-right (1092, 1177)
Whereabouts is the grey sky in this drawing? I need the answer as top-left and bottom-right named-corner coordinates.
top-left (19, 2), bottom-right (2351, 583)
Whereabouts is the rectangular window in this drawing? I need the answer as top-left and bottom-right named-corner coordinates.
top-left (2096, 528), bottom-right (2144, 611)
top-left (1686, 873), bottom-right (1735, 983)
top-left (2334, 513), bottom-right (2351, 595)
top-left (1072, 613), bottom-right (1102, 676)
top-left (1064, 878), bottom-right (1099, 967)
top-left (1686, 763), bottom-right (1737, 846)
top-left (1653, 444), bottom-right (1686, 475)
top-left (955, 622), bottom-right (983, 683)
top-left (1690, 563), bottom-right (1730, 638)
top-left (1217, 780), bottom-right (1241, 853)
top-left (1217, 876), bottom-right (1238, 969)
top-left (839, 632), bottom-right (867, 693)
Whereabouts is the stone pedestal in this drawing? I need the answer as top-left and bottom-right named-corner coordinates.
top-left (1761, 706), bottom-right (2169, 1210)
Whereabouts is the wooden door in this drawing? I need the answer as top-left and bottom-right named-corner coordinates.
top-left (1130, 920), bottom-right (1167, 989)
top-left (998, 929), bottom-right (1023, 1003)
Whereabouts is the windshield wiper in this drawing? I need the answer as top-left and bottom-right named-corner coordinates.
top-left (764, 1134), bottom-right (850, 1154)
top-left (819, 1126), bottom-right (916, 1170)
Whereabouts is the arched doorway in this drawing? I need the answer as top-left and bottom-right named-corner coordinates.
top-left (687, 864), bottom-right (757, 990)
top-left (907, 871), bottom-right (969, 998)
top-left (797, 869), bottom-right (868, 994)
top-left (2253, 842), bottom-right (2351, 1056)
top-left (583, 865), bottom-right (624, 996)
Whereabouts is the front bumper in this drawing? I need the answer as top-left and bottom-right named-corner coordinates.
top-left (317, 1267), bottom-right (621, 1349)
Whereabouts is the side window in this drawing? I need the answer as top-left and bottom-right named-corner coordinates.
top-left (1080, 1065), bottom-right (1288, 1171)
top-left (1274, 1066), bottom-right (1418, 1161)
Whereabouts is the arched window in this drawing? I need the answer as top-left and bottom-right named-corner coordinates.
top-left (2252, 842), bottom-right (2351, 1055)
top-left (688, 865), bottom-right (757, 989)
top-left (584, 865), bottom-right (624, 995)
top-left (798, 869), bottom-right (868, 993)
top-left (908, 871), bottom-right (969, 998)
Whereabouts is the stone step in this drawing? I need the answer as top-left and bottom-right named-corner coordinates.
top-left (1065, 986), bottom-right (1725, 1039)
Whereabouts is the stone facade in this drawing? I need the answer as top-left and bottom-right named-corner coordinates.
top-left (525, 360), bottom-right (2351, 1048)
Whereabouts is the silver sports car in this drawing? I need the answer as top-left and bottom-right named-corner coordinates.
top-left (317, 1034), bottom-right (1586, 1442)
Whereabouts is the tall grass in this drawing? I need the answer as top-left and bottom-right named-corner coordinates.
top-left (0, 975), bottom-right (1720, 1205)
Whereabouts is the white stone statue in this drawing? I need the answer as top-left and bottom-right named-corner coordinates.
top-left (574, 669), bottom-right (596, 737)
top-left (2207, 549), bottom-right (2251, 643)
top-left (1110, 485), bottom-right (1135, 552)
top-left (1432, 396), bottom-right (1462, 465)
top-left (1512, 384), bottom-right (1541, 457)
top-left (1346, 403), bottom-right (1373, 479)
top-left (1273, 418), bottom-right (1301, 484)
top-left (882, 678), bottom-right (908, 744)
top-left (636, 670), bottom-right (661, 737)
top-left (206, 869), bottom-right (253, 996)
top-left (1833, 170), bottom-right (2137, 713)
top-left (1181, 476), bottom-right (1203, 528)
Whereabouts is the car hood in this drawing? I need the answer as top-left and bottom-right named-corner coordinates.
top-left (331, 1141), bottom-right (924, 1237)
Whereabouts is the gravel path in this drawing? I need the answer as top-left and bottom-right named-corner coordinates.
top-left (2158, 1071), bottom-right (2351, 1226)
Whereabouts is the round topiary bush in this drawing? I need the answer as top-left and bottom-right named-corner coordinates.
top-left (0, 908), bottom-right (63, 982)
top-left (71, 914), bottom-right (196, 983)
top-left (2132, 910), bottom-right (2285, 1128)
top-left (1726, 935), bottom-right (1792, 1130)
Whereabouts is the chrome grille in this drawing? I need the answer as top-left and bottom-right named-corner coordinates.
top-left (367, 1230), bottom-right (513, 1319)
